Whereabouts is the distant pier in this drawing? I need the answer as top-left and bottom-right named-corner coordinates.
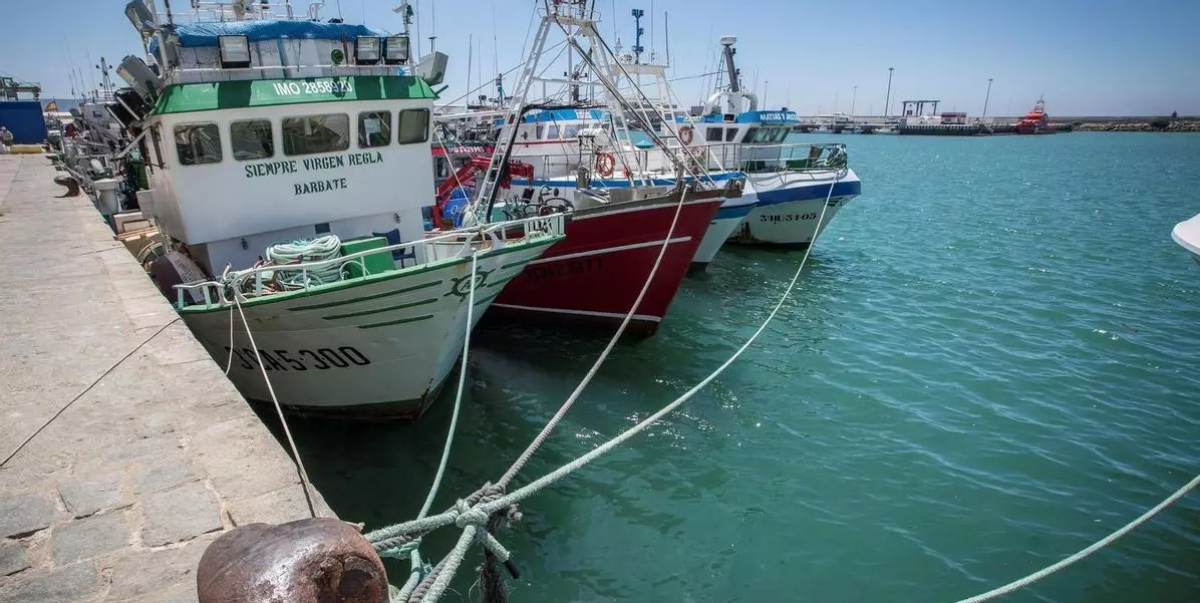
top-left (0, 155), bottom-right (330, 602)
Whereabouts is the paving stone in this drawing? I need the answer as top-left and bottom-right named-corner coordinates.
top-left (51, 510), bottom-right (131, 565)
top-left (0, 560), bottom-right (102, 603)
top-left (0, 491), bottom-right (57, 538)
top-left (0, 538), bottom-right (29, 576)
top-left (141, 481), bottom-right (222, 547)
top-left (59, 467), bottom-right (128, 517)
top-left (132, 453), bottom-right (201, 496)
top-left (103, 535), bottom-right (211, 603)
top-left (226, 485), bottom-right (315, 527)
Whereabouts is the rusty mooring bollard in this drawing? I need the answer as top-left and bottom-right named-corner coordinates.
top-left (53, 174), bottom-right (80, 197)
top-left (197, 518), bottom-right (388, 603)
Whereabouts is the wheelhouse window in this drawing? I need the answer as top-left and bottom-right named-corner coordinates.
top-left (358, 111), bottom-right (392, 148)
top-left (229, 119), bottom-right (274, 161)
top-left (174, 123), bottom-right (222, 165)
top-left (705, 127), bottom-right (722, 142)
top-left (725, 128), bottom-right (738, 142)
top-left (281, 114), bottom-right (350, 156)
top-left (397, 108), bottom-right (430, 144)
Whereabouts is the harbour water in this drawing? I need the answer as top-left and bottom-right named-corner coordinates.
top-left (281, 132), bottom-right (1200, 602)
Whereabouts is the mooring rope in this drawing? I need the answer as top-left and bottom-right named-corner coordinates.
top-left (495, 182), bottom-right (693, 490)
top-left (381, 253), bottom-right (483, 600)
top-left (947, 471), bottom-right (1200, 603)
top-left (232, 296), bottom-right (319, 519)
top-left (369, 172), bottom-right (843, 603)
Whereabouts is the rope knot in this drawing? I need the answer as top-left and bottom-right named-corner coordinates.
top-left (454, 499), bottom-right (489, 529)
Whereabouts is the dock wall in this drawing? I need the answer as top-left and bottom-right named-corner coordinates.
top-left (0, 155), bottom-right (329, 603)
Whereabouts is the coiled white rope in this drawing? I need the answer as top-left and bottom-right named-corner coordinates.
top-left (268, 234), bottom-right (344, 289)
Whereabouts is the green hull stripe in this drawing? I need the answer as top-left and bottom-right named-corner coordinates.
top-left (357, 313), bottom-right (436, 330)
top-left (322, 297), bottom-right (439, 321)
top-left (291, 280), bottom-right (442, 312)
top-left (153, 75), bottom-right (437, 115)
top-left (485, 273), bottom-right (521, 288)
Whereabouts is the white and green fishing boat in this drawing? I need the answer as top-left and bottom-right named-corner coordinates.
top-left (114, 1), bottom-right (563, 418)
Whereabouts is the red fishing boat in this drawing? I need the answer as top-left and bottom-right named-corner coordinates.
top-left (1017, 96), bottom-right (1055, 135)
top-left (429, 2), bottom-right (745, 336)
top-left (488, 182), bottom-right (735, 335)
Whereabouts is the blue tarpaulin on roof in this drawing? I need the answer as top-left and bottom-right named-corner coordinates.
top-left (150, 20), bottom-right (386, 53)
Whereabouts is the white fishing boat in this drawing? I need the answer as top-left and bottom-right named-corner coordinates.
top-left (111, 0), bottom-right (563, 418)
top-left (1172, 214), bottom-right (1200, 267)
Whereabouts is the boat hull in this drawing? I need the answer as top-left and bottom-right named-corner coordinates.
top-left (1172, 214), bottom-right (1200, 269)
top-left (179, 239), bottom-right (556, 419)
top-left (727, 169), bottom-right (862, 247)
top-left (491, 194), bottom-right (723, 335)
top-left (690, 198), bottom-right (756, 270)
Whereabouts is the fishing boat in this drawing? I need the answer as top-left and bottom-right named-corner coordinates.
top-left (1016, 96), bottom-right (1055, 135)
top-left (446, 2), bottom-right (741, 335)
top-left (1172, 214), bottom-right (1200, 268)
top-left (478, 33), bottom-right (862, 252)
top-left (671, 36), bottom-right (861, 249)
top-left (109, 0), bottom-right (563, 418)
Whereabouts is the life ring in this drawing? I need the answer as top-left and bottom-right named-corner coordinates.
top-left (678, 125), bottom-right (694, 145)
top-left (595, 152), bottom-right (615, 177)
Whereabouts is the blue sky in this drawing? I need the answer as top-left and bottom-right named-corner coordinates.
top-left (3, 0), bottom-right (1198, 117)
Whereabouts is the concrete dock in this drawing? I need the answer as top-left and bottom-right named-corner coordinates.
top-left (0, 155), bottom-right (327, 602)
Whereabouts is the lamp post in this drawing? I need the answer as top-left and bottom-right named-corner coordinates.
top-left (764, 80), bottom-right (769, 108)
top-left (982, 77), bottom-right (993, 119)
top-left (884, 67), bottom-right (894, 117)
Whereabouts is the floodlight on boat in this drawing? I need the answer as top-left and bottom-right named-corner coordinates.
top-left (117, 55), bottom-right (159, 101)
top-left (218, 35), bottom-right (251, 69)
top-left (124, 0), bottom-right (156, 36)
top-left (384, 36), bottom-right (410, 65)
top-left (356, 36), bottom-right (382, 65)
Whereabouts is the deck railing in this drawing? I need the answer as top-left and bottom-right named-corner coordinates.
top-left (694, 142), bottom-right (849, 175)
top-left (173, 213), bottom-right (565, 309)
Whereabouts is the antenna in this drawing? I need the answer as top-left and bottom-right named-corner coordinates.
top-left (466, 33), bottom-right (472, 106)
top-left (631, 9), bottom-right (645, 64)
top-left (428, 0), bottom-right (435, 53)
top-left (664, 11), bottom-right (670, 68)
top-left (650, 0), bottom-right (655, 63)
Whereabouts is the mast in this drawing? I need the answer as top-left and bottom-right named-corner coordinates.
top-left (720, 36), bottom-right (739, 93)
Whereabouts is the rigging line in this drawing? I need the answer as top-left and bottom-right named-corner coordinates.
top-left (436, 39), bottom-right (569, 109)
top-left (485, 171), bottom-right (842, 512)
top-left (233, 296), bottom-right (319, 519)
top-left (0, 317), bottom-right (182, 469)
top-left (949, 471), bottom-right (1200, 603)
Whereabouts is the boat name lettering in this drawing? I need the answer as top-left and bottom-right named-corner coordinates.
top-left (757, 112), bottom-right (794, 122)
top-left (224, 346), bottom-right (371, 371)
top-left (245, 152), bottom-right (383, 180)
top-left (244, 160), bottom-right (299, 179)
top-left (761, 212), bottom-right (818, 223)
top-left (302, 155), bottom-right (346, 171)
top-left (271, 80), bottom-right (353, 97)
top-left (295, 178), bottom-right (349, 196)
top-left (526, 257), bottom-right (603, 281)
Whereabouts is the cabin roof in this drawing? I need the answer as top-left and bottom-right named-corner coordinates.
top-left (151, 75), bottom-right (436, 116)
top-left (149, 20), bottom-right (386, 54)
